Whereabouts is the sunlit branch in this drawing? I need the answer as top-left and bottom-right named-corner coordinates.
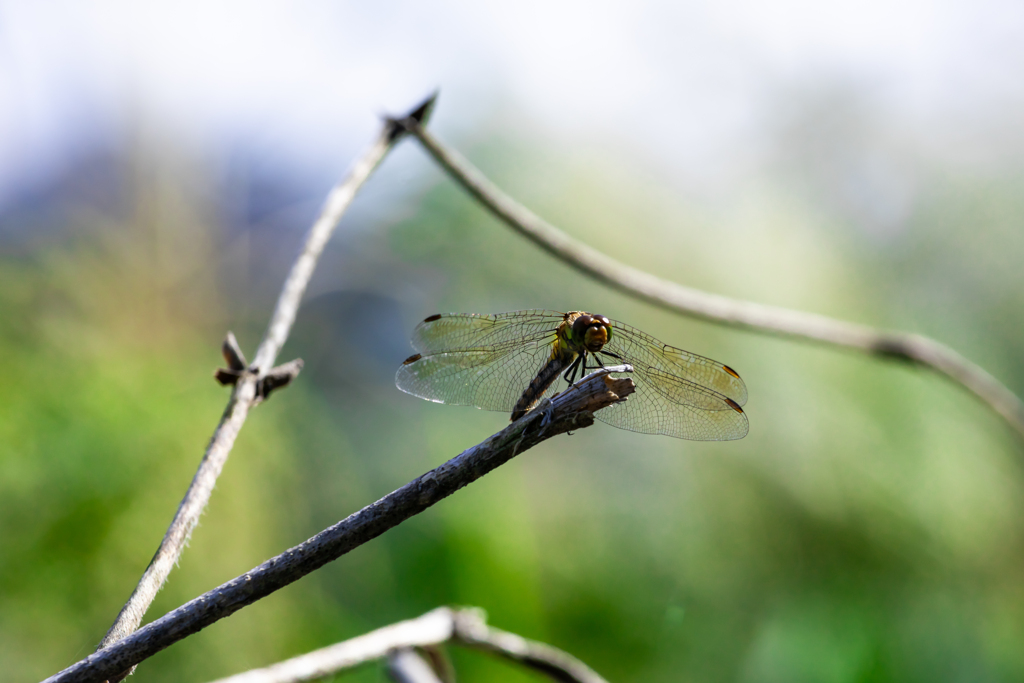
top-left (202, 607), bottom-right (608, 683)
top-left (92, 95), bottom-right (439, 676)
top-left (207, 609), bottom-right (455, 683)
top-left (397, 117), bottom-right (1024, 440)
top-left (43, 368), bottom-right (634, 683)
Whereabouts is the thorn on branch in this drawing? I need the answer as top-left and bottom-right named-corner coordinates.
top-left (385, 90), bottom-right (439, 142)
top-left (215, 332), bottom-right (248, 386)
top-left (214, 331), bottom-right (304, 403)
top-left (222, 332), bottom-right (247, 370)
top-left (214, 368), bottom-right (243, 386)
top-left (255, 359), bottom-right (305, 403)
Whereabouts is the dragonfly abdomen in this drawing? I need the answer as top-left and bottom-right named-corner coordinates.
top-left (510, 351), bottom-right (574, 421)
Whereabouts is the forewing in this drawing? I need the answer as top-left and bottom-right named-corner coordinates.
top-left (410, 310), bottom-right (565, 354)
top-left (604, 319), bottom-right (748, 406)
top-left (596, 366), bottom-right (749, 440)
top-left (396, 336), bottom-right (562, 413)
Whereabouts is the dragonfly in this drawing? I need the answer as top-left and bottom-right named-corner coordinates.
top-left (396, 310), bottom-right (748, 441)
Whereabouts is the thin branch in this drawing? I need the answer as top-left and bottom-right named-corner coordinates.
top-left (208, 608), bottom-right (456, 683)
top-left (43, 368), bottom-right (634, 683)
top-left (397, 118), bottom-right (1024, 440)
top-left (94, 94), bottom-right (438, 664)
top-left (450, 609), bottom-right (607, 683)
top-left (200, 607), bottom-right (607, 683)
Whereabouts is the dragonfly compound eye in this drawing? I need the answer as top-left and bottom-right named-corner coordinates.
top-left (585, 327), bottom-right (608, 351)
top-left (583, 320), bottom-right (610, 351)
top-left (571, 315), bottom-right (595, 340)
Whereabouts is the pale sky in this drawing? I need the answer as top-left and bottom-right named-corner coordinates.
top-left (1, 0), bottom-right (1022, 207)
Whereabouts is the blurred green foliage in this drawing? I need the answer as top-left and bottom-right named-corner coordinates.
top-left (1, 123), bottom-right (1023, 683)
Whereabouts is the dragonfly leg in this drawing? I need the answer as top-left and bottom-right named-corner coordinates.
top-left (562, 355), bottom-right (582, 384)
top-left (579, 351), bottom-right (598, 377)
top-left (600, 350), bottom-right (623, 361)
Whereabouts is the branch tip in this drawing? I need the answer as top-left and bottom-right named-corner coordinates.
top-left (385, 91), bottom-right (439, 142)
top-left (216, 332), bottom-right (249, 385)
top-left (222, 332), bottom-right (247, 371)
top-left (214, 368), bottom-right (242, 386)
top-left (409, 90), bottom-right (439, 124)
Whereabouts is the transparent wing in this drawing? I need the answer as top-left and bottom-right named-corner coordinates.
top-left (397, 310), bottom-right (749, 439)
top-left (396, 337), bottom-right (562, 413)
top-left (410, 310), bottom-right (566, 354)
top-left (595, 367), bottom-right (749, 440)
top-left (604, 319), bottom-right (747, 406)
top-left (596, 320), bottom-right (749, 440)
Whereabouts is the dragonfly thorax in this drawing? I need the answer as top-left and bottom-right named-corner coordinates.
top-left (566, 312), bottom-right (613, 353)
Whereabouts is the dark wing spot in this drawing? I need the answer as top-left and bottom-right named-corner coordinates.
top-left (723, 365), bottom-right (741, 379)
top-left (403, 354), bottom-right (422, 365)
top-left (724, 398), bottom-right (744, 413)
top-left (423, 314), bottom-right (442, 322)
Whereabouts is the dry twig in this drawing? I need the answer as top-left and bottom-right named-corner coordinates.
top-left (396, 118), bottom-right (1024, 439)
top-left (450, 608), bottom-right (607, 683)
top-left (94, 94), bottom-right (438, 668)
top-left (207, 609), bottom-right (455, 683)
top-left (202, 606), bottom-right (607, 683)
top-left (43, 368), bottom-right (633, 683)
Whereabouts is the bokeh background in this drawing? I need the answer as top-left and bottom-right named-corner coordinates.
top-left (2, 2), bottom-right (1024, 682)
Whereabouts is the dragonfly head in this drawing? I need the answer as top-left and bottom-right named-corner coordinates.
top-left (571, 313), bottom-right (613, 352)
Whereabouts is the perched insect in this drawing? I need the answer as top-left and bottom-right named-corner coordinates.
top-left (397, 310), bottom-right (748, 440)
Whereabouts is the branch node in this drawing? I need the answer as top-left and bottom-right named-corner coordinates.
top-left (870, 335), bottom-right (918, 363)
top-left (215, 332), bottom-right (249, 386)
top-left (385, 90), bottom-right (439, 142)
top-left (255, 358), bottom-right (305, 403)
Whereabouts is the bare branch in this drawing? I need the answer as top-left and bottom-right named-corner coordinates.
top-left (209, 608), bottom-right (455, 683)
top-left (451, 609), bottom-right (607, 683)
top-left (43, 369), bottom-right (633, 683)
top-left (93, 94), bottom-right (439, 669)
top-left (201, 607), bottom-right (607, 683)
top-left (397, 118), bottom-right (1024, 440)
